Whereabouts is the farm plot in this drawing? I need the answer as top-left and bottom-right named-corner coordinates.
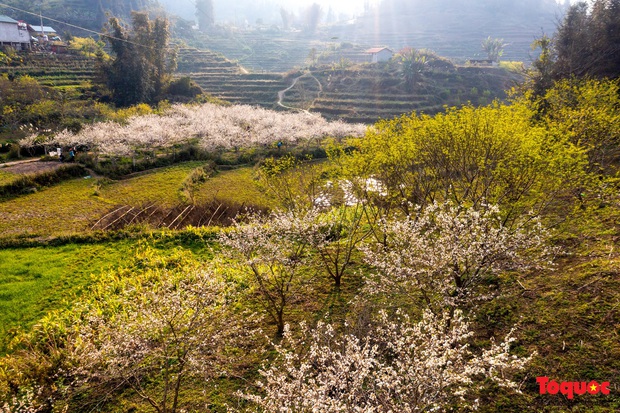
top-left (0, 54), bottom-right (97, 90)
top-left (0, 241), bottom-right (135, 353)
top-left (0, 163), bottom-right (268, 239)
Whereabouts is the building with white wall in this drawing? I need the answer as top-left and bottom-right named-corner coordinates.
top-left (365, 47), bottom-right (393, 63)
top-left (0, 15), bottom-right (31, 50)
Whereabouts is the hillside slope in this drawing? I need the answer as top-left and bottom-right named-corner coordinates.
top-left (330, 0), bottom-right (565, 63)
top-left (0, 0), bottom-right (160, 33)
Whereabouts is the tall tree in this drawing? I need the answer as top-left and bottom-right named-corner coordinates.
top-left (554, 0), bottom-right (620, 79)
top-left (554, 2), bottom-right (591, 77)
top-left (280, 7), bottom-right (294, 29)
top-left (103, 12), bottom-right (175, 107)
top-left (529, 34), bottom-right (556, 99)
top-left (304, 3), bottom-right (323, 33)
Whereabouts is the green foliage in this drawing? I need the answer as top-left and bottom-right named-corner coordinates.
top-left (0, 240), bottom-right (137, 353)
top-left (257, 155), bottom-right (327, 212)
top-left (0, 164), bottom-right (86, 200)
top-left (0, 51), bottom-right (10, 66)
top-left (179, 161), bottom-right (216, 203)
top-left (397, 47), bottom-right (427, 91)
top-left (555, 0), bottom-right (620, 79)
top-left (165, 76), bottom-right (204, 100)
top-left (481, 36), bottom-right (508, 62)
top-left (526, 35), bottom-right (556, 99)
top-left (103, 12), bottom-right (176, 107)
top-left (68, 37), bottom-right (109, 59)
top-left (0, 245), bottom-right (234, 412)
top-left (338, 101), bottom-right (588, 224)
top-left (534, 78), bottom-right (620, 172)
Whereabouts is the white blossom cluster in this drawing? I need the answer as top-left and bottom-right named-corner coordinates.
top-left (231, 201), bottom-right (546, 411)
top-left (0, 388), bottom-right (40, 413)
top-left (242, 309), bottom-right (532, 412)
top-left (70, 265), bottom-right (241, 412)
top-left (20, 103), bottom-right (367, 156)
top-left (221, 207), bottom-right (367, 295)
top-left (363, 201), bottom-right (552, 308)
top-left (219, 210), bottom-right (322, 336)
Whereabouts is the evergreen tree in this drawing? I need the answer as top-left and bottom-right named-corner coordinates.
top-left (555, 0), bottom-right (620, 79)
top-left (103, 12), bottom-right (175, 107)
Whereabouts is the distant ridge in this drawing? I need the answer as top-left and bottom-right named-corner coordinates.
top-left (329, 0), bottom-right (566, 63)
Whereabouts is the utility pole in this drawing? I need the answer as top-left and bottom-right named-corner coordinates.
top-left (39, 1), bottom-right (44, 39)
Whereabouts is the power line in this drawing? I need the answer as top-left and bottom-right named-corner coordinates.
top-left (0, 2), bottom-right (162, 50)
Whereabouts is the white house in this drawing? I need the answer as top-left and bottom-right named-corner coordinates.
top-left (0, 15), bottom-right (31, 50)
top-left (365, 47), bottom-right (393, 63)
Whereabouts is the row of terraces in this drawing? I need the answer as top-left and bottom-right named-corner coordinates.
top-left (176, 48), bottom-right (287, 109)
top-left (189, 33), bottom-right (327, 73)
top-left (0, 54), bottom-right (96, 89)
top-left (277, 64), bottom-right (520, 124)
top-left (178, 45), bottom-right (520, 124)
top-left (328, 6), bottom-right (559, 63)
top-left (176, 48), bottom-right (241, 75)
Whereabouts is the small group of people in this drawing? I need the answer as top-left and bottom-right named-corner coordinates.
top-left (58, 147), bottom-right (77, 162)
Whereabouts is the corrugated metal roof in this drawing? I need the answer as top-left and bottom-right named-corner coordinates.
top-left (30, 25), bottom-right (56, 33)
top-left (0, 15), bottom-right (18, 24)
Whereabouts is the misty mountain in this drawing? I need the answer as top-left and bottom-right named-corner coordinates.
top-left (331, 0), bottom-right (567, 62)
top-left (1, 0), bottom-right (568, 65)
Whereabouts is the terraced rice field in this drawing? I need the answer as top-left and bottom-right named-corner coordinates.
top-left (177, 48), bottom-right (287, 108)
top-left (177, 45), bottom-right (520, 124)
top-left (328, 5), bottom-right (560, 63)
top-left (0, 54), bottom-right (96, 89)
top-left (0, 42), bottom-right (519, 126)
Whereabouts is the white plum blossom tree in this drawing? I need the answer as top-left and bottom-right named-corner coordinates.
top-left (219, 210), bottom-right (320, 337)
top-left (305, 204), bottom-right (370, 289)
top-left (363, 202), bottom-right (553, 310)
top-left (241, 309), bottom-right (532, 412)
top-left (19, 103), bottom-right (367, 159)
top-left (70, 263), bottom-right (242, 413)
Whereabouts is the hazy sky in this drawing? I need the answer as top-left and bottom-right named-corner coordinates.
top-left (162, 0), bottom-right (378, 21)
top-left (161, 0), bottom-right (578, 23)
top-left (285, 0), bottom-right (379, 14)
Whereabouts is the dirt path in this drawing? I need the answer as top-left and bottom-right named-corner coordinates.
top-left (277, 72), bottom-right (323, 113)
top-left (0, 159), bottom-right (66, 175)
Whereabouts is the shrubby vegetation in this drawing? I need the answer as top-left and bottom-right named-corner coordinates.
top-left (67, 37), bottom-right (109, 59)
top-left (1, 32), bottom-right (619, 411)
top-left (336, 99), bottom-right (588, 224)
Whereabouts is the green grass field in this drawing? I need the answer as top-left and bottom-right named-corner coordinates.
top-left (0, 162), bottom-right (270, 239)
top-left (0, 241), bottom-right (134, 352)
top-left (0, 170), bottom-right (17, 186)
top-left (0, 159), bottom-right (280, 354)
